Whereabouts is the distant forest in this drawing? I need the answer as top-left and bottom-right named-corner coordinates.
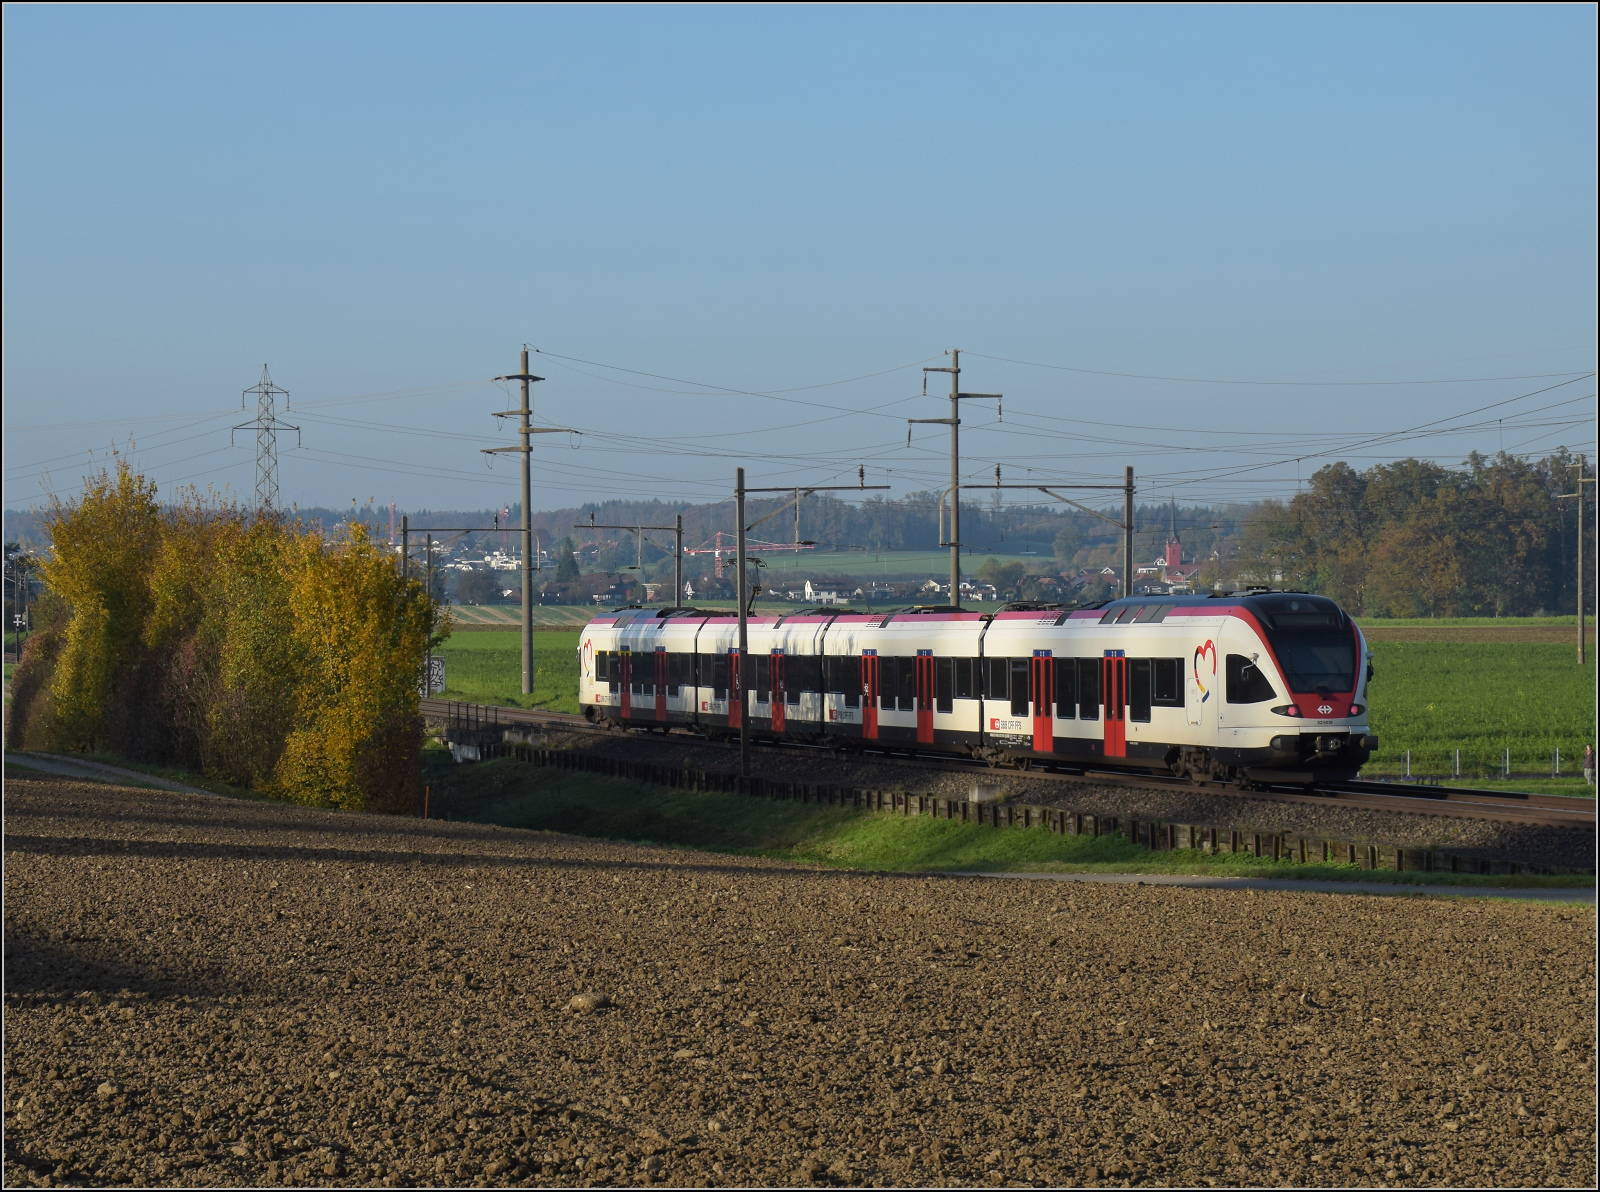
top-left (1231, 451), bottom-right (1593, 618)
top-left (6, 450), bottom-right (1592, 616)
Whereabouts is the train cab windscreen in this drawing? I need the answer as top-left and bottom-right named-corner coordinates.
top-left (1255, 597), bottom-right (1357, 695)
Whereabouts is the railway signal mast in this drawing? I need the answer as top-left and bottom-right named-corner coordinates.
top-left (909, 351), bottom-right (1139, 599)
top-left (949, 472), bottom-right (1138, 598)
top-left (485, 348), bottom-right (576, 696)
top-left (1557, 453), bottom-right (1596, 664)
top-left (578, 511), bottom-right (685, 608)
top-left (913, 350), bottom-right (1001, 608)
top-left (734, 467), bottom-right (889, 776)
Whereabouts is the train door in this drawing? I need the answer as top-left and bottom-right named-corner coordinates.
top-left (862, 651), bottom-right (879, 740)
top-left (728, 648), bottom-right (742, 729)
top-left (1102, 652), bottom-right (1127, 757)
top-left (915, 650), bottom-right (934, 744)
top-left (620, 650), bottom-right (632, 720)
top-left (1030, 652), bottom-right (1054, 753)
top-left (770, 651), bottom-right (786, 732)
top-left (654, 647), bottom-right (667, 721)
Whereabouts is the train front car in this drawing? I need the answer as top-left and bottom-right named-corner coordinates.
top-left (579, 610), bottom-right (624, 722)
top-left (1192, 593), bottom-right (1374, 785)
top-left (579, 607), bottom-right (709, 729)
top-left (986, 593), bottom-right (1374, 786)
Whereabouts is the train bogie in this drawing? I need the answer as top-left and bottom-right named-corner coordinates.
top-left (577, 593), bottom-right (1374, 785)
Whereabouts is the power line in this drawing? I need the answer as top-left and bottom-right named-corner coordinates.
top-left (964, 351), bottom-right (1595, 388)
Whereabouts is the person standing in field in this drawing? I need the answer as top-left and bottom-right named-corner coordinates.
top-left (1585, 744), bottom-right (1596, 786)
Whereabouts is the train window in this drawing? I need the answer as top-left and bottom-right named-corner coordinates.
top-left (936, 658), bottom-right (954, 713)
top-left (712, 653), bottom-right (729, 700)
top-left (985, 657), bottom-right (1009, 702)
top-left (954, 657), bottom-right (975, 700)
top-left (1054, 657), bottom-right (1077, 718)
top-left (1009, 659), bottom-right (1029, 717)
top-left (664, 652), bottom-right (679, 697)
top-left (1151, 658), bottom-right (1182, 706)
top-left (1226, 654), bottom-right (1278, 704)
top-left (1101, 604), bottom-right (1141, 624)
top-left (755, 655), bottom-right (771, 704)
top-left (876, 656), bottom-right (895, 709)
top-left (828, 655), bottom-right (861, 708)
top-left (897, 657), bottom-right (916, 710)
top-left (790, 655), bottom-right (821, 694)
top-left (1077, 658), bottom-right (1101, 720)
top-left (595, 650), bottom-right (609, 682)
top-left (1129, 659), bottom-right (1152, 722)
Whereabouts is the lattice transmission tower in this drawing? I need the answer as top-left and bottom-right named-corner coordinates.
top-left (232, 365), bottom-right (301, 509)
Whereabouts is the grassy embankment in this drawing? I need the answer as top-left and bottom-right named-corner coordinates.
top-left (437, 621), bottom-right (1597, 795)
top-left (420, 750), bottom-right (1587, 887)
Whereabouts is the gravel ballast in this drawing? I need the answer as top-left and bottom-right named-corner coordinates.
top-left (4, 775), bottom-right (1594, 1188)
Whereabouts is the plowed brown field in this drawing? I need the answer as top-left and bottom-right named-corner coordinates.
top-left (4, 775), bottom-right (1593, 1188)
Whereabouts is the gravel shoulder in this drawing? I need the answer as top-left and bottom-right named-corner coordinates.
top-left (4, 774), bottom-right (1594, 1189)
top-left (944, 872), bottom-right (1597, 902)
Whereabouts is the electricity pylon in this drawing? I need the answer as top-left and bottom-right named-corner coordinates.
top-left (233, 365), bottom-right (301, 509)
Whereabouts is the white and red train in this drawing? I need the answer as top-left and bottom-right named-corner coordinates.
top-left (577, 593), bottom-right (1377, 785)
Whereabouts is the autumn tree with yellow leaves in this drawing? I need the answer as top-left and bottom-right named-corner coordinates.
top-left (6, 461), bottom-right (440, 813)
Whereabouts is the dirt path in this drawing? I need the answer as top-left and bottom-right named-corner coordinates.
top-left (4, 775), bottom-right (1592, 1188)
top-left (5, 754), bottom-right (221, 798)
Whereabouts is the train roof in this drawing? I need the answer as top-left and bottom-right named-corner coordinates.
top-left (585, 590), bottom-right (1350, 629)
top-left (1077, 590), bottom-right (1351, 626)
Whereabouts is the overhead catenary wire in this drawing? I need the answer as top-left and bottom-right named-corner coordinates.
top-left (8, 344), bottom-right (1595, 515)
top-left (963, 350), bottom-right (1594, 388)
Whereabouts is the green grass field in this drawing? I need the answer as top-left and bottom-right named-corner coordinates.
top-left (436, 630), bottom-right (582, 713)
top-left (1357, 615), bottom-right (1592, 628)
top-left (447, 605), bottom-right (595, 628)
top-left (1363, 642), bottom-right (1594, 782)
top-left (420, 753), bottom-right (1584, 886)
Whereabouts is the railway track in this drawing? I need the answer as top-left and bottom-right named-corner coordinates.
top-left (419, 699), bottom-right (1596, 829)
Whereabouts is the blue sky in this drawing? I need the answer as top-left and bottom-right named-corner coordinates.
top-left (3, 5), bottom-right (1594, 515)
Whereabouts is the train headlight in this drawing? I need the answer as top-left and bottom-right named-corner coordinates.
top-left (1269, 704), bottom-right (1302, 717)
top-left (1348, 704), bottom-right (1364, 716)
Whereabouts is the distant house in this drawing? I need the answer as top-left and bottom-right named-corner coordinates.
top-left (804, 580), bottom-right (846, 605)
